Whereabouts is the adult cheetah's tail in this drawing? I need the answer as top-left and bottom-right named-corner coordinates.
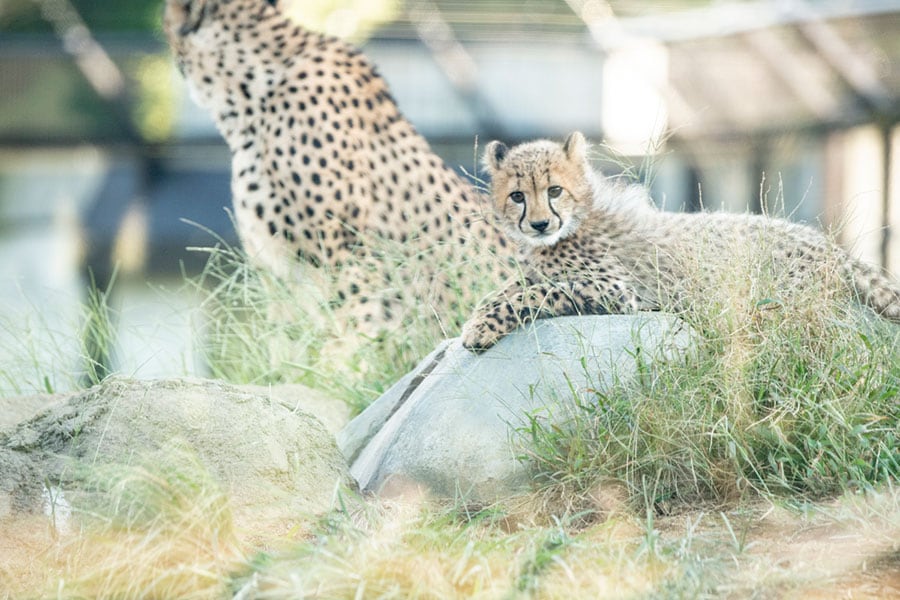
top-left (848, 259), bottom-right (900, 322)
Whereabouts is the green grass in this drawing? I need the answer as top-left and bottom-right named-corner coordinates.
top-left (0, 269), bottom-right (120, 397)
top-left (79, 269), bottom-right (120, 387)
top-left (183, 224), bottom-right (505, 412)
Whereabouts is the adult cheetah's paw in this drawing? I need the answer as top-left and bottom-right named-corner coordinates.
top-left (461, 318), bottom-right (501, 353)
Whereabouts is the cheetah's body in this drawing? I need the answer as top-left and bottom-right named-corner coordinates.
top-left (164, 0), bottom-right (507, 329)
top-left (462, 132), bottom-right (900, 350)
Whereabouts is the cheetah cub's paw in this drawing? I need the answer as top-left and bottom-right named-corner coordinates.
top-left (461, 317), bottom-right (502, 353)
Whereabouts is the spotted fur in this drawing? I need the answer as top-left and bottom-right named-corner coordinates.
top-left (462, 131), bottom-right (900, 351)
top-left (164, 0), bottom-right (509, 330)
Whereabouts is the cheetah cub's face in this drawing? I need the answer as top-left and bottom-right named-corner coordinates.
top-left (484, 132), bottom-right (594, 248)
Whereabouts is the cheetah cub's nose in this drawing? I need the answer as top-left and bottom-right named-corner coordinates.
top-left (530, 220), bottom-right (550, 234)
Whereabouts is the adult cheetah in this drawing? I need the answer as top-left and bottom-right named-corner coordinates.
top-left (462, 132), bottom-right (900, 351)
top-left (163, 0), bottom-right (509, 330)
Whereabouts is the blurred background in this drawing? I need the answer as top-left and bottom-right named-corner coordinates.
top-left (2, 0), bottom-right (899, 389)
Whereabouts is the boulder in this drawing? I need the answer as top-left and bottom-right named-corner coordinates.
top-left (339, 314), bottom-right (693, 501)
top-left (0, 378), bottom-right (351, 533)
top-left (236, 383), bottom-right (351, 435)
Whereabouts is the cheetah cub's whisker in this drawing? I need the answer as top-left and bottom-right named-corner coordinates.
top-left (461, 131), bottom-right (900, 352)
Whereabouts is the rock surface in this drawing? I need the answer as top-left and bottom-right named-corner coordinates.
top-left (0, 393), bottom-right (66, 431)
top-left (0, 378), bottom-right (351, 533)
top-left (339, 314), bottom-right (693, 501)
top-left (236, 382), bottom-right (351, 434)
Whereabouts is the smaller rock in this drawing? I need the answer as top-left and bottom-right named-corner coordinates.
top-left (0, 378), bottom-right (351, 535)
top-left (339, 315), bottom-right (693, 502)
top-left (0, 393), bottom-right (67, 432)
top-left (237, 383), bottom-right (351, 434)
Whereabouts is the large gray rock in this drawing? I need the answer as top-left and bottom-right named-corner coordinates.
top-left (0, 378), bottom-right (351, 534)
top-left (338, 315), bottom-right (693, 501)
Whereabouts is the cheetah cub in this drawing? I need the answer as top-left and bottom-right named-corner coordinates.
top-left (461, 131), bottom-right (900, 351)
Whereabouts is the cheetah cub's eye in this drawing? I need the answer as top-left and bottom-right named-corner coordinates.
top-left (509, 191), bottom-right (526, 204)
top-left (547, 186), bottom-right (563, 199)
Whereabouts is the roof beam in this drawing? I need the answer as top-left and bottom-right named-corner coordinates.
top-left (790, 1), bottom-right (895, 114)
top-left (590, 0), bottom-right (900, 45)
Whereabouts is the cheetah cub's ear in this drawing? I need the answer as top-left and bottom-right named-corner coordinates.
top-left (562, 131), bottom-right (588, 164)
top-left (483, 140), bottom-right (509, 174)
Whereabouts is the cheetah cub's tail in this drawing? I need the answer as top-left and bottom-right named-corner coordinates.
top-left (849, 260), bottom-right (900, 322)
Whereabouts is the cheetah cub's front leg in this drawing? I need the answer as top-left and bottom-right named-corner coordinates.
top-left (461, 282), bottom-right (563, 352)
top-left (462, 279), bottom-right (627, 352)
top-left (460, 314), bottom-right (504, 353)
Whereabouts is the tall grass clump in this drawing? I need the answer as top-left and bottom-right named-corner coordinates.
top-left (0, 271), bottom-right (120, 397)
top-left (522, 232), bottom-right (900, 510)
top-left (79, 270), bottom-right (120, 387)
top-left (51, 447), bottom-right (245, 598)
top-left (0, 304), bottom-right (76, 396)
top-left (185, 221), bottom-right (504, 410)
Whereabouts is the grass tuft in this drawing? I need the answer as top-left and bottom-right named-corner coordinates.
top-left (50, 448), bottom-right (244, 599)
top-left (79, 269), bottom-right (120, 388)
top-left (184, 223), bottom-right (504, 412)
